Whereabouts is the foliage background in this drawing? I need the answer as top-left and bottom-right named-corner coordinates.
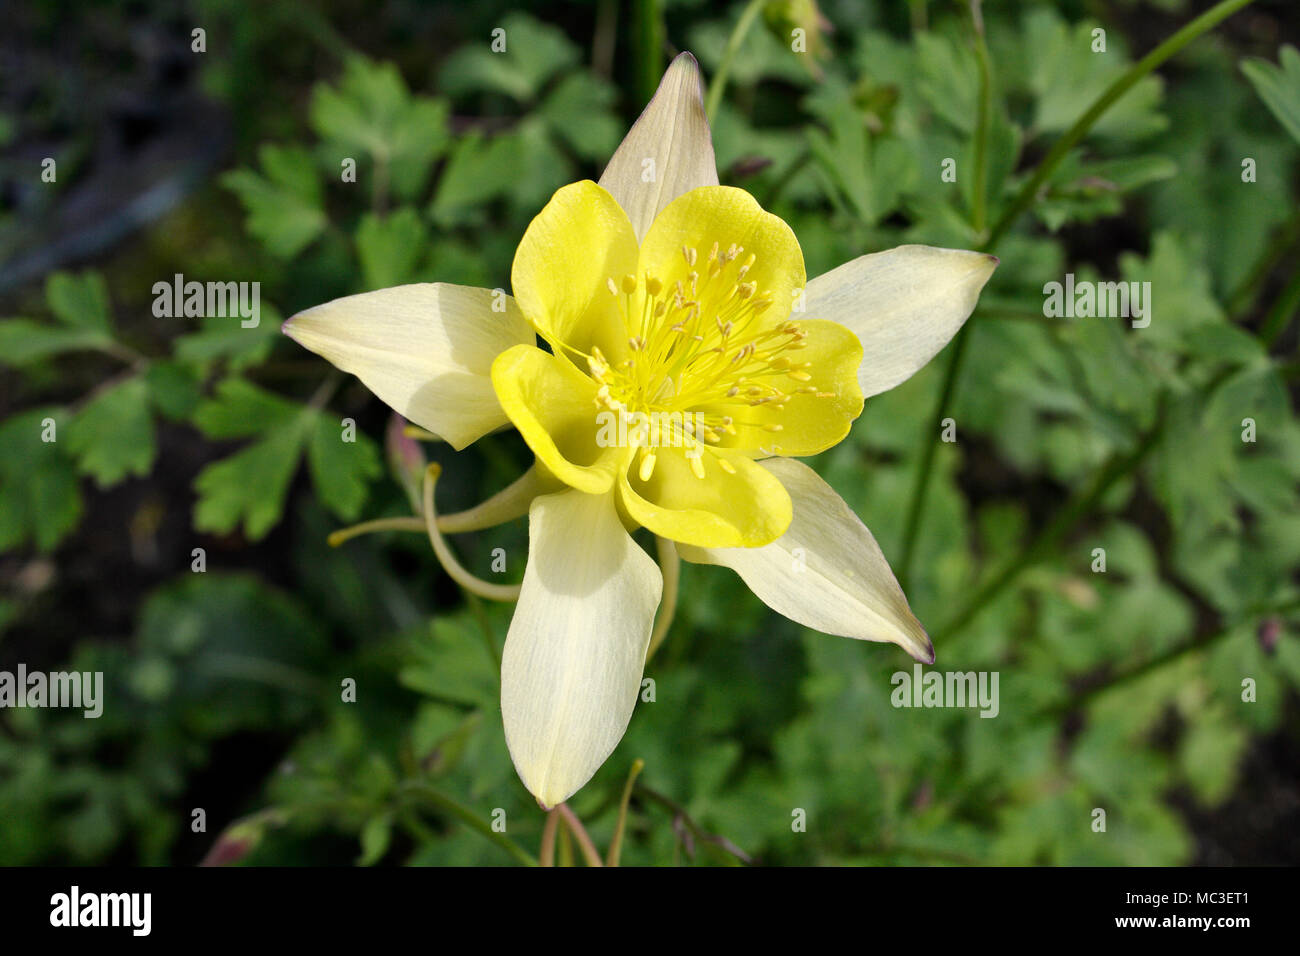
top-left (1, 0), bottom-right (1298, 866)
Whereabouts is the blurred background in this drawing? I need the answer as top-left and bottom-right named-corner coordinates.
top-left (1, 0), bottom-right (1298, 866)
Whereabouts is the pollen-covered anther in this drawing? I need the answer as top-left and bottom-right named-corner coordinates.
top-left (621, 274), bottom-right (638, 295)
top-left (587, 346), bottom-right (611, 380)
top-left (638, 448), bottom-right (657, 482)
top-left (688, 450), bottom-right (706, 479)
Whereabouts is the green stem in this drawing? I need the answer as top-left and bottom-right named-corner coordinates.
top-left (636, 784), bottom-right (754, 864)
top-left (632, 0), bottom-right (665, 107)
top-left (606, 759), bottom-right (645, 866)
top-left (645, 535), bottom-right (680, 663)
top-left (556, 804), bottom-right (605, 867)
top-left (397, 781), bottom-right (537, 866)
top-left (539, 808), bottom-right (559, 867)
top-left (704, 0), bottom-right (766, 124)
top-left (969, 1), bottom-right (991, 237)
top-left (897, 328), bottom-right (971, 592)
top-left (1226, 210), bottom-right (1300, 317)
top-left (1258, 260), bottom-right (1300, 347)
top-left (1045, 596), bottom-right (1300, 715)
top-left (986, 0), bottom-right (1256, 249)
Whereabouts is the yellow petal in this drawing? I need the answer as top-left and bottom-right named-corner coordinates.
top-left (491, 344), bottom-right (628, 494)
top-left (617, 445), bottom-right (792, 548)
top-left (698, 318), bottom-right (864, 458)
top-left (283, 283), bottom-right (534, 450)
top-left (510, 180), bottom-right (639, 367)
top-left (636, 185), bottom-right (806, 322)
top-left (599, 52), bottom-right (718, 243)
top-left (502, 488), bottom-right (662, 808)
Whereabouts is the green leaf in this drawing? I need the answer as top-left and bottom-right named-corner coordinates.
top-left (1022, 10), bottom-right (1166, 141)
top-left (144, 361), bottom-right (203, 421)
top-left (1034, 153), bottom-right (1177, 231)
top-left (428, 132), bottom-right (518, 225)
top-left (429, 122), bottom-right (569, 226)
top-left (355, 208), bottom-right (427, 290)
top-left (45, 271), bottom-right (113, 332)
top-left (175, 304), bottom-right (283, 372)
top-left (192, 420), bottom-right (310, 540)
top-left (309, 56), bottom-right (450, 200)
top-left (806, 90), bottom-right (913, 226)
top-left (0, 319), bottom-right (112, 365)
top-left (537, 72), bottom-right (621, 161)
top-left (437, 13), bottom-right (579, 102)
top-left (222, 145), bottom-right (326, 258)
top-left (192, 377), bottom-right (303, 440)
top-left (1119, 231), bottom-right (1224, 353)
top-left (0, 409), bottom-right (83, 552)
top-left (398, 616), bottom-right (497, 708)
top-left (66, 377), bottom-right (156, 487)
top-left (1178, 707), bottom-right (1248, 806)
top-left (1241, 46), bottom-right (1300, 144)
top-left (357, 812), bottom-right (393, 866)
top-left (307, 415), bottom-right (382, 521)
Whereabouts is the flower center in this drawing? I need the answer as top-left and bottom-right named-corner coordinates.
top-left (584, 241), bottom-right (830, 480)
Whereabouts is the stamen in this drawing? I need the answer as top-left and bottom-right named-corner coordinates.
top-left (590, 239), bottom-right (834, 470)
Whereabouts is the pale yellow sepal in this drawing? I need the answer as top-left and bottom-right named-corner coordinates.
top-left (599, 52), bottom-right (719, 242)
top-left (501, 488), bottom-right (662, 809)
top-left (678, 457), bottom-right (934, 663)
top-left (805, 246), bottom-right (998, 399)
top-left (283, 283), bottom-right (533, 450)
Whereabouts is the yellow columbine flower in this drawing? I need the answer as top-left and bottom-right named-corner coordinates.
top-left (284, 53), bottom-right (997, 809)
